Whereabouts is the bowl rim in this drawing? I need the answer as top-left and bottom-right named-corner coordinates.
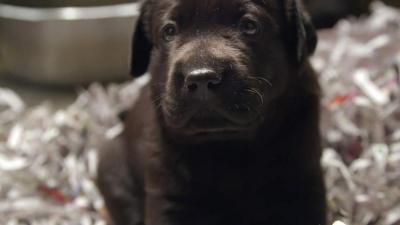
top-left (0, 2), bottom-right (140, 21)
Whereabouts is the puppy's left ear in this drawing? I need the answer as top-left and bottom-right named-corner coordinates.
top-left (130, 2), bottom-right (153, 77)
top-left (284, 0), bottom-right (317, 65)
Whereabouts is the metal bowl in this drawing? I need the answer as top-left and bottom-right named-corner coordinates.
top-left (1, 0), bottom-right (136, 7)
top-left (0, 2), bottom-right (140, 84)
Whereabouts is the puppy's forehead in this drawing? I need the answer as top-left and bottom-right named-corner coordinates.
top-left (163, 0), bottom-right (280, 21)
top-left (176, 0), bottom-right (246, 12)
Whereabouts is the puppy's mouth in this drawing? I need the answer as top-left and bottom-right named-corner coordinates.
top-left (163, 104), bottom-right (256, 137)
top-left (186, 109), bottom-right (247, 133)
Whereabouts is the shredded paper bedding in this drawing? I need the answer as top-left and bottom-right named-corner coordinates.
top-left (0, 3), bottom-right (399, 225)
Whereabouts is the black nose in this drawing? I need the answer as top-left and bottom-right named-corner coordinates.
top-left (184, 68), bottom-right (222, 100)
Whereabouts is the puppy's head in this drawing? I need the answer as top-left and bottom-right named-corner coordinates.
top-left (131, 0), bottom-right (316, 141)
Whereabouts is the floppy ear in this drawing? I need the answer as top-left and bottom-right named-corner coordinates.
top-left (130, 2), bottom-right (153, 77)
top-left (285, 0), bottom-right (317, 65)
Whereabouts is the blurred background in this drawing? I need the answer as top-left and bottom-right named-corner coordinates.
top-left (0, 0), bottom-right (139, 108)
top-left (0, 1), bottom-right (399, 225)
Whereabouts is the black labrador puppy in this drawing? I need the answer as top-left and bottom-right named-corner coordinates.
top-left (97, 0), bottom-right (326, 225)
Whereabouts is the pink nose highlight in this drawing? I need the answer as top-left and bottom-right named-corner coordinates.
top-left (184, 68), bottom-right (222, 100)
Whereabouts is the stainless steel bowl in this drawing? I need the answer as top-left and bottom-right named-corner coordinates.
top-left (0, 3), bottom-right (140, 84)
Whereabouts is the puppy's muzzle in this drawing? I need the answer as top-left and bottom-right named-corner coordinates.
top-left (184, 68), bottom-right (222, 101)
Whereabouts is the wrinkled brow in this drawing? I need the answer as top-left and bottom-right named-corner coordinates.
top-left (241, 0), bottom-right (279, 28)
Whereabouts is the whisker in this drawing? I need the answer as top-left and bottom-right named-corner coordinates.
top-left (242, 103), bottom-right (252, 112)
top-left (244, 88), bottom-right (264, 106)
top-left (152, 95), bottom-right (163, 110)
top-left (245, 76), bottom-right (273, 87)
top-left (253, 76), bottom-right (273, 87)
top-left (152, 94), bottom-right (162, 104)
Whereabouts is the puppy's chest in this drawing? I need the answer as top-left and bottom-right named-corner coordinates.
top-left (182, 155), bottom-right (283, 201)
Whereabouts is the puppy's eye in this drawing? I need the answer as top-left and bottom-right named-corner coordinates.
top-left (162, 23), bottom-right (178, 42)
top-left (239, 19), bottom-right (260, 36)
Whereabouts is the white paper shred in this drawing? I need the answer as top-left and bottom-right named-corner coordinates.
top-left (316, 2), bottom-right (400, 225)
top-left (0, 75), bottom-right (149, 224)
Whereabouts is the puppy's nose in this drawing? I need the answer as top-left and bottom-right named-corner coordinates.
top-left (184, 68), bottom-right (222, 100)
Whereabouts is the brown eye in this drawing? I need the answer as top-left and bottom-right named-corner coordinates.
top-left (239, 19), bottom-right (260, 36)
top-left (162, 23), bottom-right (178, 42)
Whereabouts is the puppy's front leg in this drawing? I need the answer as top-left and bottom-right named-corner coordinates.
top-left (97, 139), bottom-right (144, 225)
top-left (266, 176), bottom-right (327, 225)
top-left (145, 195), bottom-right (221, 225)
top-left (144, 156), bottom-right (222, 225)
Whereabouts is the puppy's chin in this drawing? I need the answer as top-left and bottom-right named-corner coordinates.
top-left (161, 105), bottom-right (258, 141)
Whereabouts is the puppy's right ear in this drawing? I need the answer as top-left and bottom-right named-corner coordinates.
top-left (284, 0), bottom-right (317, 66)
top-left (130, 2), bottom-right (153, 77)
